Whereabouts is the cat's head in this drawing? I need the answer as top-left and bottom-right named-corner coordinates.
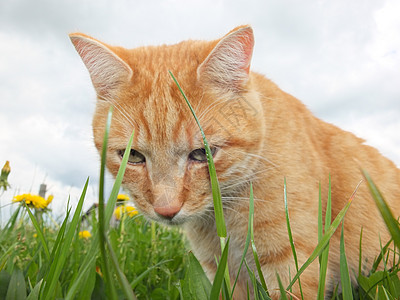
top-left (70, 26), bottom-right (265, 225)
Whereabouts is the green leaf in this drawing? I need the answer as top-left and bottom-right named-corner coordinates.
top-left (210, 238), bottom-right (230, 300)
top-left (362, 170), bottom-right (400, 249)
top-left (185, 252), bottom-right (212, 300)
top-left (91, 273), bottom-right (106, 300)
top-left (0, 270), bottom-right (11, 299)
top-left (6, 267), bottom-right (26, 300)
top-left (339, 222), bottom-right (353, 300)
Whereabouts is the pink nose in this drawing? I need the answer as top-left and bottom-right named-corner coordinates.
top-left (154, 205), bottom-right (181, 219)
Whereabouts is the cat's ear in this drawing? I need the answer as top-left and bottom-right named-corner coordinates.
top-left (198, 25), bottom-right (254, 92)
top-left (69, 33), bottom-right (133, 99)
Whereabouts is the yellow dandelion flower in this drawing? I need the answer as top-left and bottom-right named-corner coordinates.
top-left (113, 205), bottom-right (138, 220)
top-left (79, 230), bottom-right (92, 239)
top-left (117, 194), bottom-right (130, 202)
top-left (125, 206), bottom-right (138, 217)
top-left (113, 206), bottom-right (124, 220)
top-left (12, 193), bottom-right (52, 209)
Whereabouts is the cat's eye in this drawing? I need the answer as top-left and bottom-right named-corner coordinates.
top-left (118, 149), bottom-right (146, 164)
top-left (188, 148), bottom-right (216, 162)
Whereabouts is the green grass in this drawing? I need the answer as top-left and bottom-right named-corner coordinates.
top-left (1, 77), bottom-right (400, 299)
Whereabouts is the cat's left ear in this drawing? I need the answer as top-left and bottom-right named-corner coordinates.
top-left (69, 33), bottom-right (133, 100)
top-left (198, 25), bottom-right (254, 92)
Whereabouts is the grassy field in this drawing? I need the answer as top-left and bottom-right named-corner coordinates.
top-left (1, 173), bottom-right (399, 300)
top-left (1, 76), bottom-right (399, 299)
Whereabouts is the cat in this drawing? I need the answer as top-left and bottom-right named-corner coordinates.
top-left (70, 25), bottom-right (400, 299)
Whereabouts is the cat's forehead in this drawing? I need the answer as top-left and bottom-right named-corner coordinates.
top-left (126, 40), bottom-right (214, 74)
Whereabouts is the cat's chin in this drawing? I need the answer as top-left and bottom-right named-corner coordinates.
top-left (151, 214), bottom-right (188, 226)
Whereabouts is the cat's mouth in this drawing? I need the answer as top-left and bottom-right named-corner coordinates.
top-left (152, 211), bottom-right (187, 225)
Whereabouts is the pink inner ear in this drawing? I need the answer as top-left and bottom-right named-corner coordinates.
top-left (238, 28), bottom-right (254, 74)
top-left (198, 26), bottom-right (255, 91)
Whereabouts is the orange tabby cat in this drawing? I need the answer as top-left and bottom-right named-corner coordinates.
top-left (70, 26), bottom-right (400, 298)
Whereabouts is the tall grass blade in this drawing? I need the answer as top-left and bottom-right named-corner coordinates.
top-left (41, 178), bottom-right (89, 300)
top-left (210, 238), bottom-right (230, 300)
top-left (98, 106), bottom-right (118, 299)
top-left (169, 71), bottom-right (226, 238)
top-left (287, 189), bottom-right (355, 291)
top-left (231, 183), bottom-right (254, 296)
top-left (250, 191), bottom-right (268, 292)
top-left (317, 176), bottom-right (332, 299)
top-left (104, 129), bottom-right (135, 226)
top-left (284, 178), bottom-right (303, 299)
top-left (318, 183), bottom-right (322, 261)
top-left (65, 126), bottom-right (135, 300)
top-left (276, 272), bottom-right (289, 300)
top-left (130, 260), bottom-right (172, 289)
top-left (358, 227), bottom-right (363, 277)
top-left (339, 222), bottom-right (353, 299)
top-left (25, 204), bottom-right (50, 260)
top-left (362, 170), bottom-right (400, 249)
top-left (105, 238), bottom-right (137, 300)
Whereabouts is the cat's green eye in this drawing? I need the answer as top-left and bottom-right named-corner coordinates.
top-left (188, 148), bottom-right (216, 162)
top-left (118, 149), bottom-right (146, 164)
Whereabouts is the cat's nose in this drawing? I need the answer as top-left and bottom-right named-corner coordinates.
top-left (154, 205), bottom-right (181, 219)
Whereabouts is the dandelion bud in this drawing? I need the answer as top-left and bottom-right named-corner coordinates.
top-left (0, 160), bottom-right (11, 191)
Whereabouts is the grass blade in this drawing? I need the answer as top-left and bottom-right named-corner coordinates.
top-left (25, 204), bottom-right (50, 260)
top-left (231, 183), bottom-right (254, 296)
top-left (249, 185), bottom-right (268, 292)
top-left (276, 272), bottom-right (289, 300)
top-left (65, 126), bottom-right (135, 300)
top-left (287, 187), bottom-right (356, 291)
top-left (339, 222), bottom-right (353, 299)
top-left (98, 106), bottom-right (118, 299)
top-left (362, 170), bottom-right (400, 249)
top-left (169, 71), bottom-right (226, 238)
top-left (358, 227), bottom-right (363, 277)
top-left (104, 129), bottom-right (135, 226)
top-left (284, 178), bottom-right (303, 299)
top-left (42, 178), bottom-right (89, 300)
top-left (105, 238), bottom-right (137, 300)
top-left (317, 176), bottom-right (332, 299)
top-left (210, 238), bottom-right (230, 300)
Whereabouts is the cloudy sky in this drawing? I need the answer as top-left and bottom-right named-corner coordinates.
top-left (0, 0), bottom-right (399, 221)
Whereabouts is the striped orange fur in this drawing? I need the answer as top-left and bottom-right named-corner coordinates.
top-left (70, 26), bottom-right (400, 299)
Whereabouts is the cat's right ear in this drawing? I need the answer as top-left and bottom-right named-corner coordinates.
top-left (69, 33), bottom-right (133, 100)
top-left (198, 25), bottom-right (254, 93)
